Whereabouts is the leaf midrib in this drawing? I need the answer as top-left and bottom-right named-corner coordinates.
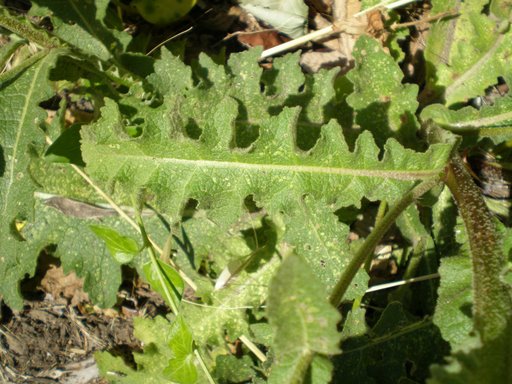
top-left (94, 152), bottom-right (442, 181)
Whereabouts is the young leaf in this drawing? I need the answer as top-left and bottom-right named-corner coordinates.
top-left (90, 224), bottom-right (140, 264)
top-left (143, 259), bottom-right (184, 311)
top-left (0, 50), bottom-right (59, 308)
top-left (421, 0), bottom-right (512, 106)
top-left (96, 316), bottom-right (188, 384)
top-left (163, 315), bottom-right (198, 384)
top-left (267, 253), bottom-right (341, 383)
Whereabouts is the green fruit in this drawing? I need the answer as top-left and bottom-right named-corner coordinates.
top-left (133, 0), bottom-right (197, 26)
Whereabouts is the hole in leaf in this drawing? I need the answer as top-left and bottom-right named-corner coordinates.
top-left (232, 99), bottom-right (259, 149)
top-left (39, 95), bottom-right (62, 110)
top-left (481, 2), bottom-right (490, 15)
top-left (244, 195), bottom-right (262, 213)
top-left (181, 198), bottom-right (199, 222)
top-left (240, 217), bottom-right (278, 272)
top-left (20, 249), bottom-right (58, 301)
top-left (184, 117), bottom-right (202, 140)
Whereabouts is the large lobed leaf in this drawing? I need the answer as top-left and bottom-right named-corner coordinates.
top-left (80, 41), bottom-right (454, 310)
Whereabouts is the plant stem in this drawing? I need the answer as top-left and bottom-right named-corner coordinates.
top-left (0, 9), bottom-right (57, 49)
top-left (134, 206), bottom-right (180, 314)
top-left (194, 348), bottom-right (216, 384)
top-left (329, 176), bottom-right (441, 307)
top-left (443, 156), bottom-right (512, 341)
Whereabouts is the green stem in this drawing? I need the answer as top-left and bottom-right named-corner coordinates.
top-left (375, 200), bottom-right (388, 227)
top-left (443, 156), bottom-right (512, 341)
top-left (329, 176), bottom-right (441, 307)
top-left (134, 208), bottom-right (180, 314)
top-left (194, 349), bottom-right (216, 384)
top-left (0, 9), bottom-right (57, 49)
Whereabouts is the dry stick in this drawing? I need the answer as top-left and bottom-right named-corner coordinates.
top-left (260, 0), bottom-right (420, 59)
top-left (329, 176), bottom-right (441, 307)
top-left (146, 26), bottom-right (194, 56)
top-left (365, 272), bottom-right (440, 293)
top-left (390, 9), bottom-right (459, 30)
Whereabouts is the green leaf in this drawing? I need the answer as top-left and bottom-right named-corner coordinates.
top-left (96, 316), bottom-right (177, 384)
top-left (421, 0), bottom-right (512, 106)
top-left (90, 224), bottom-right (140, 264)
top-left (82, 91), bottom-right (453, 231)
top-left (143, 259), bottom-right (184, 310)
top-left (30, 0), bottom-right (130, 61)
top-left (421, 96), bottom-right (512, 143)
top-left (282, 195), bottom-right (368, 299)
top-left (20, 200), bottom-right (124, 307)
top-left (267, 253), bottom-right (341, 383)
top-left (333, 302), bottom-right (450, 384)
top-left (0, 50), bottom-right (59, 308)
top-left (433, 253), bottom-right (473, 347)
top-left (147, 47), bottom-right (193, 96)
top-left (306, 355), bottom-right (334, 384)
top-left (347, 35), bottom-right (420, 147)
top-left (428, 328), bottom-right (512, 384)
top-left (215, 355), bottom-right (254, 383)
top-left (163, 315), bottom-right (198, 384)
top-left (45, 124), bottom-right (85, 165)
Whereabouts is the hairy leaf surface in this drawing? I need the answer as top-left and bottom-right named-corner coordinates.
top-left (267, 253), bottom-right (341, 383)
top-left (422, 0), bottom-right (512, 106)
top-left (333, 302), bottom-right (450, 384)
top-left (0, 50), bottom-right (58, 308)
top-left (347, 36), bottom-right (420, 148)
top-left (30, 0), bottom-right (130, 61)
top-left (421, 96), bottom-right (512, 143)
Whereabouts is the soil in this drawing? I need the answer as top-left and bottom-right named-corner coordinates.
top-left (0, 255), bottom-right (168, 383)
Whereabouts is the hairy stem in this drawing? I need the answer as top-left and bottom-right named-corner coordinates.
top-left (443, 156), bottom-right (512, 341)
top-left (329, 176), bottom-right (442, 307)
top-left (0, 10), bottom-right (56, 49)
